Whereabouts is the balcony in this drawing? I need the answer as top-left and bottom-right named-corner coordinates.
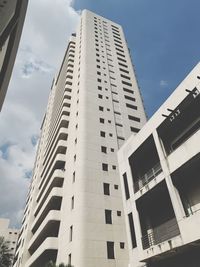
top-left (172, 153), bottom-right (200, 244)
top-left (129, 135), bottom-right (163, 193)
top-left (135, 162), bottom-right (162, 192)
top-left (158, 87), bottom-right (200, 155)
top-left (167, 128), bottom-right (200, 174)
top-left (41, 140), bottom-right (67, 181)
top-left (39, 153), bottom-right (65, 190)
top-left (44, 126), bottom-right (68, 160)
top-left (136, 180), bottom-right (180, 258)
top-left (25, 237), bottom-right (58, 267)
top-left (28, 211), bottom-right (60, 255)
top-left (142, 217), bottom-right (180, 249)
top-left (35, 171), bottom-right (64, 218)
top-left (31, 188), bottom-right (62, 234)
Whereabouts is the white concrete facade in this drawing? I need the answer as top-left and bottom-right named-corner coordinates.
top-left (0, 218), bottom-right (19, 264)
top-left (14, 10), bottom-right (147, 267)
top-left (118, 63), bottom-right (200, 267)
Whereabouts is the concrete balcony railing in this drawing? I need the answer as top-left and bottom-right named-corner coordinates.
top-left (28, 210), bottom-right (61, 254)
top-left (45, 114), bottom-right (69, 154)
top-left (35, 169), bottom-right (64, 216)
top-left (134, 162), bottom-right (162, 192)
top-left (44, 127), bottom-right (68, 160)
top-left (39, 153), bottom-right (66, 190)
top-left (25, 237), bottom-right (58, 267)
top-left (141, 218), bottom-right (180, 250)
top-left (179, 208), bottom-right (200, 245)
top-left (41, 139), bottom-right (67, 180)
top-left (168, 128), bottom-right (200, 173)
top-left (31, 188), bottom-right (63, 234)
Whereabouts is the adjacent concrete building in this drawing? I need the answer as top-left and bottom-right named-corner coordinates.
top-left (14, 10), bottom-right (146, 267)
top-left (0, 218), bottom-right (19, 264)
top-left (0, 0), bottom-right (28, 111)
top-left (118, 63), bottom-right (200, 267)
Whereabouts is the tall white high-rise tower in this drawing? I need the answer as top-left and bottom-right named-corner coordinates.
top-left (14, 10), bottom-right (147, 267)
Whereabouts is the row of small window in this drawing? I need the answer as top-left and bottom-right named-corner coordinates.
top-left (102, 163), bottom-right (116, 171)
top-left (68, 240), bottom-right (123, 262)
top-left (98, 90), bottom-right (140, 123)
top-left (105, 209), bottom-right (121, 224)
top-left (94, 24), bottom-right (121, 48)
top-left (103, 183), bottom-right (118, 195)
top-left (107, 241), bottom-right (125, 259)
top-left (97, 69), bottom-right (131, 83)
top-left (96, 55), bottom-right (140, 128)
top-left (9, 232), bottom-right (18, 235)
top-left (96, 45), bottom-right (131, 87)
top-left (70, 183), bottom-right (118, 209)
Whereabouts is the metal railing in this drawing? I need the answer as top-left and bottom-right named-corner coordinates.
top-left (141, 218), bottom-right (180, 250)
top-left (134, 162), bottom-right (162, 192)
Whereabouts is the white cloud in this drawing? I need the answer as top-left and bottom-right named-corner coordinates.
top-left (0, 0), bottom-right (80, 227)
top-left (160, 80), bottom-right (168, 87)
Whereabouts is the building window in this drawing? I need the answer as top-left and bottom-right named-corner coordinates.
top-left (100, 131), bottom-right (106, 137)
top-left (122, 80), bottom-right (132, 87)
top-left (99, 106), bottom-right (104, 111)
top-left (101, 146), bottom-right (107, 153)
top-left (98, 86), bottom-right (102, 91)
top-left (98, 94), bottom-right (103, 99)
top-left (107, 241), bottom-right (115, 259)
top-left (114, 184), bottom-right (118, 190)
top-left (119, 62), bottom-right (128, 68)
top-left (71, 196), bottom-right (74, 209)
top-left (128, 115), bottom-right (140, 122)
top-left (97, 71), bottom-right (101, 75)
top-left (126, 103), bottom-right (137, 110)
top-left (103, 183), bottom-right (110, 195)
top-left (130, 127), bottom-right (140, 133)
top-left (123, 173), bottom-right (130, 200)
top-left (117, 211), bottom-right (121, 216)
top-left (119, 68), bottom-right (129, 74)
top-left (125, 95), bottom-right (135, 101)
top-left (120, 242), bottom-right (125, 249)
top-left (128, 213), bottom-right (137, 248)
top-left (72, 172), bottom-right (75, 183)
top-left (74, 155), bottom-right (76, 162)
top-left (102, 163), bottom-right (108, 171)
top-left (97, 78), bottom-right (101, 82)
top-left (123, 88), bottom-right (133, 94)
top-left (105, 210), bottom-right (112, 224)
top-left (112, 165), bottom-right (116, 170)
top-left (121, 74), bottom-right (130, 80)
top-left (118, 136), bottom-right (125, 141)
top-left (100, 118), bottom-right (105, 123)
top-left (116, 123), bottom-right (123, 127)
top-left (69, 226), bottom-right (73, 241)
top-left (68, 254), bottom-right (71, 265)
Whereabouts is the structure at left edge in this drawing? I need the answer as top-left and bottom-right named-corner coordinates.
top-left (0, 218), bottom-right (19, 265)
top-left (0, 0), bottom-right (28, 111)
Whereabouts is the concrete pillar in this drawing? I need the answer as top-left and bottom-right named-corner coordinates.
top-left (153, 130), bottom-right (185, 222)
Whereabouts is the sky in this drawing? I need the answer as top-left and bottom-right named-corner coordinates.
top-left (0, 0), bottom-right (199, 227)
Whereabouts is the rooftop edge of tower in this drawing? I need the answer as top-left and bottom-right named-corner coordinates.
top-left (81, 9), bottom-right (122, 30)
